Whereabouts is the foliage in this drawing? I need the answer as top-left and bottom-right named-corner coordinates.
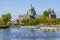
top-left (28, 19), bottom-right (35, 25)
top-left (20, 15), bottom-right (60, 26)
top-left (46, 17), bottom-right (55, 25)
top-left (39, 16), bottom-right (46, 24)
top-left (43, 10), bottom-right (49, 17)
top-left (0, 23), bottom-right (7, 27)
top-left (6, 13), bottom-right (11, 20)
top-left (0, 10), bottom-right (60, 27)
top-left (55, 18), bottom-right (60, 25)
top-left (1, 13), bottom-right (11, 24)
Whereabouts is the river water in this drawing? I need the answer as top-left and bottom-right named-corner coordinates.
top-left (0, 28), bottom-right (60, 40)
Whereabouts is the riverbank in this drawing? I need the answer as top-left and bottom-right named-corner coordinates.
top-left (0, 26), bottom-right (9, 29)
top-left (0, 25), bottom-right (60, 29)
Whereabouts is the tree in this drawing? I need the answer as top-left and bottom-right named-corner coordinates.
top-left (46, 17), bottom-right (55, 25)
top-left (55, 18), bottom-right (60, 25)
top-left (21, 18), bottom-right (38, 25)
top-left (43, 10), bottom-right (49, 17)
top-left (6, 13), bottom-right (11, 21)
top-left (35, 18), bottom-right (40, 25)
top-left (1, 13), bottom-right (11, 24)
top-left (39, 16), bottom-right (46, 24)
top-left (21, 19), bottom-right (28, 25)
top-left (28, 19), bottom-right (35, 25)
top-left (1, 14), bottom-right (8, 23)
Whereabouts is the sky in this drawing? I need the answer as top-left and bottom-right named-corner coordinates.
top-left (0, 0), bottom-right (60, 20)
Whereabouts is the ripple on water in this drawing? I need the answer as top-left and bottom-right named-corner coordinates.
top-left (0, 28), bottom-right (60, 40)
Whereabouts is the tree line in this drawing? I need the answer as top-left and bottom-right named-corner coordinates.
top-left (0, 10), bottom-right (60, 27)
top-left (0, 13), bottom-right (11, 27)
top-left (20, 10), bottom-right (60, 26)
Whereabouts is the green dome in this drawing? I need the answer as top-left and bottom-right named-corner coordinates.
top-left (27, 5), bottom-right (36, 15)
top-left (29, 5), bottom-right (35, 11)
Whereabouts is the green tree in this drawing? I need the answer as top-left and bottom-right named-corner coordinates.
top-left (35, 18), bottom-right (40, 25)
top-left (43, 10), bottom-right (49, 17)
top-left (46, 17), bottom-right (55, 25)
top-left (28, 19), bottom-right (35, 25)
top-left (39, 16), bottom-right (46, 24)
top-left (21, 19), bottom-right (28, 25)
top-left (1, 14), bottom-right (8, 23)
top-left (55, 18), bottom-right (60, 25)
top-left (1, 13), bottom-right (11, 24)
top-left (6, 13), bottom-right (11, 21)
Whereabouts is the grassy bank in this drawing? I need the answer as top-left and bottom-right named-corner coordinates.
top-left (0, 23), bottom-right (9, 28)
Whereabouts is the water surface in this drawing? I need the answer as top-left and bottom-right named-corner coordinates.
top-left (0, 28), bottom-right (60, 40)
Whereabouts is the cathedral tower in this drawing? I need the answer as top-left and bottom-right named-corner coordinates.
top-left (27, 5), bottom-right (36, 18)
top-left (49, 8), bottom-right (56, 18)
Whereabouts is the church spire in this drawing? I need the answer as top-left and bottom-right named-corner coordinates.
top-left (49, 8), bottom-right (51, 14)
top-left (52, 9), bottom-right (55, 13)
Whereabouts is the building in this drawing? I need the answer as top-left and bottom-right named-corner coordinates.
top-left (49, 8), bottom-right (56, 18)
top-left (19, 5), bottom-right (40, 21)
top-left (19, 5), bottom-right (56, 22)
top-left (27, 5), bottom-right (36, 18)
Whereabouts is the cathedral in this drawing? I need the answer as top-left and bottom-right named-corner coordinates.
top-left (19, 5), bottom-right (56, 21)
top-left (19, 5), bottom-right (40, 21)
top-left (27, 5), bottom-right (36, 19)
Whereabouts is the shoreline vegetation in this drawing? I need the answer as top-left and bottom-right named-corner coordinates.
top-left (0, 9), bottom-right (60, 28)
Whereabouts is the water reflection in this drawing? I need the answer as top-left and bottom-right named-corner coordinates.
top-left (0, 28), bottom-right (60, 40)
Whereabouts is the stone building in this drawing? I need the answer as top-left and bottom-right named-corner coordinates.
top-left (27, 5), bottom-right (36, 19)
top-left (49, 8), bottom-right (56, 18)
top-left (19, 5), bottom-right (40, 21)
top-left (19, 6), bottom-right (56, 22)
